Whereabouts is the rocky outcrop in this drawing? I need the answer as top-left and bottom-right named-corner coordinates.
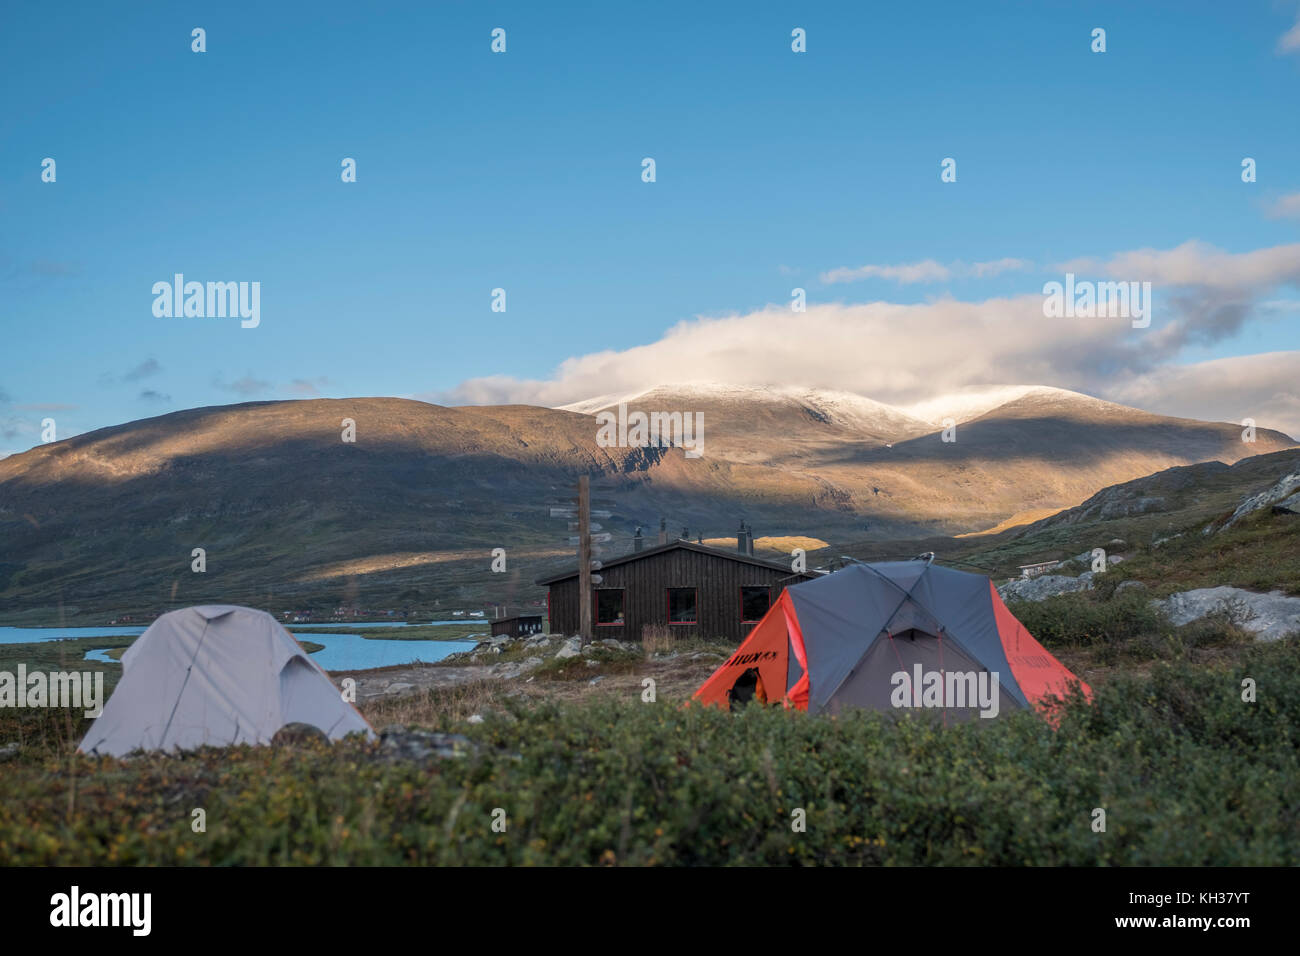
top-left (1150, 587), bottom-right (1300, 642)
top-left (1209, 472), bottom-right (1300, 532)
top-left (999, 574), bottom-right (1094, 602)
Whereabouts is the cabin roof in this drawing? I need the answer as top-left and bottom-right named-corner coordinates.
top-left (535, 539), bottom-right (806, 586)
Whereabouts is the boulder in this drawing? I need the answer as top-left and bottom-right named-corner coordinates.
top-left (998, 574), bottom-right (1094, 603)
top-left (496, 656), bottom-right (544, 679)
top-left (555, 637), bottom-right (582, 660)
top-left (1151, 586), bottom-right (1300, 641)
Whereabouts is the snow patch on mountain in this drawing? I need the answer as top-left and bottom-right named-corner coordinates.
top-left (896, 386), bottom-right (1116, 426)
top-left (559, 382), bottom-right (1120, 431)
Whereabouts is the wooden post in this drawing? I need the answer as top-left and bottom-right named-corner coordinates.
top-left (578, 474), bottom-right (593, 646)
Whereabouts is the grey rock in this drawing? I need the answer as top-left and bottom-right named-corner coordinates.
top-left (0, 742), bottom-right (20, 762)
top-left (384, 681), bottom-right (416, 695)
top-left (1099, 496), bottom-right (1165, 521)
top-left (496, 656), bottom-right (544, 679)
top-left (1114, 580), bottom-right (1148, 594)
top-left (998, 574), bottom-right (1094, 603)
top-left (1151, 586), bottom-right (1300, 642)
top-left (1275, 491), bottom-right (1300, 514)
top-left (1216, 471), bottom-right (1300, 531)
top-left (378, 726), bottom-right (478, 762)
top-left (555, 637), bottom-right (582, 660)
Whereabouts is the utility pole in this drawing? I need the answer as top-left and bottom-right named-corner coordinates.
top-left (550, 489), bottom-right (610, 647)
top-left (578, 474), bottom-right (593, 646)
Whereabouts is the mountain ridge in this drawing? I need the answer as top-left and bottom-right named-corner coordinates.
top-left (0, 387), bottom-right (1293, 620)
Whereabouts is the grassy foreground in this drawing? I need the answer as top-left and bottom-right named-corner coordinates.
top-left (2, 637), bottom-right (1297, 866)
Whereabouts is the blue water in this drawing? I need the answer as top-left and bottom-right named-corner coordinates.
top-left (1, 624), bottom-right (480, 672)
top-left (0, 625), bottom-right (146, 644)
top-left (279, 633), bottom-right (477, 670)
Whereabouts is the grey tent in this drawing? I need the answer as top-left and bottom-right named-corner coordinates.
top-left (79, 605), bottom-right (375, 756)
top-left (694, 559), bottom-right (1089, 719)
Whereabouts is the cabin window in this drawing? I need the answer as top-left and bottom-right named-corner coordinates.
top-left (740, 586), bottom-right (770, 622)
top-left (595, 589), bottom-right (625, 626)
top-left (667, 587), bottom-right (697, 624)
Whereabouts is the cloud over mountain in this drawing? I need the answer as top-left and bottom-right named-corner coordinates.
top-left (434, 242), bottom-right (1300, 436)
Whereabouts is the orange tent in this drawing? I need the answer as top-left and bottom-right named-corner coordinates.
top-left (693, 559), bottom-right (1088, 719)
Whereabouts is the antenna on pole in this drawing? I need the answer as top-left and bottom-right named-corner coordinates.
top-left (577, 475), bottom-right (593, 647)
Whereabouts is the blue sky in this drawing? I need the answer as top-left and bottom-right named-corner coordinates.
top-left (3, 0), bottom-right (1299, 455)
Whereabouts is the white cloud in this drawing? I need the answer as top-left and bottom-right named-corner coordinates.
top-left (819, 257), bottom-right (1031, 285)
top-left (820, 259), bottom-right (951, 284)
top-left (433, 295), bottom-right (1166, 409)
top-left (1109, 352), bottom-right (1300, 440)
top-left (434, 241), bottom-right (1300, 437)
top-left (1267, 193), bottom-right (1300, 220)
top-left (1057, 240), bottom-right (1300, 289)
top-left (1278, 17), bottom-right (1300, 54)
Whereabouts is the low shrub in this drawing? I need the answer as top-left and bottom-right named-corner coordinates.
top-left (2, 639), bottom-right (1297, 865)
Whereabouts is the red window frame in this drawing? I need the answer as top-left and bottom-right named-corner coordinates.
top-left (739, 585), bottom-right (771, 623)
top-left (594, 588), bottom-right (626, 627)
top-left (666, 587), bottom-right (698, 625)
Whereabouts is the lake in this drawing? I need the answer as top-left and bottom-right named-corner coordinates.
top-left (0, 624), bottom-right (479, 671)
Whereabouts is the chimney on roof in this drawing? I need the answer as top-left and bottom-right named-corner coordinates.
top-left (737, 521), bottom-right (747, 553)
top-left (747, 528), bottom-right (755, 556)
top-left (633, 527), bottom-right (643, 552)
top-left (658, 517), bottom-right (667, 546)
top-left (697, 533), bottom-right (703, 544)
top-left (680, 526), bottom-right (689, 541)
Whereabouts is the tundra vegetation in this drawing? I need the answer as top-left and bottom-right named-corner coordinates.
top-left (1, 626), bottom-right (1296, 865)
top-left (1, 467), bottom-right (1296, 865)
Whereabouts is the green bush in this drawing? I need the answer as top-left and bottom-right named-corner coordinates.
top-left (2, 639), bottom-right (1298, 865)
top-left (1007, 590), bottom-right (1166, 648)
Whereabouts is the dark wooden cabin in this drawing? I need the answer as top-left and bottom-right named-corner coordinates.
top-left (537, 540), bottom-right (818, 643)
top-left (490, 615), bottom-right (544, 639)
